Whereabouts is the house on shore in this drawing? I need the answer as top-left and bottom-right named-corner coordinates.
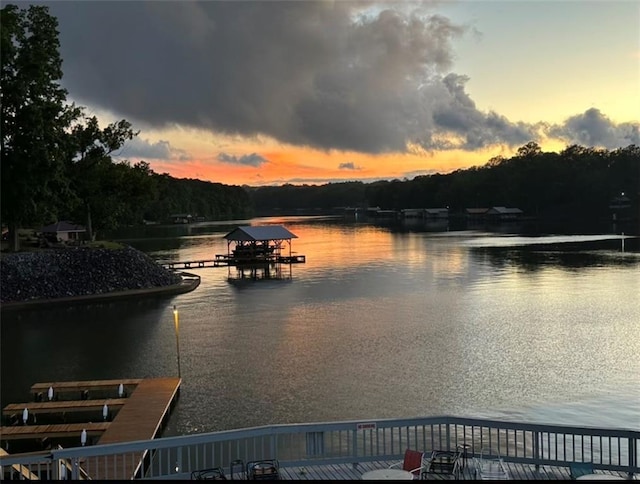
top-left (424, 208), bottom-right (449, 220)
top-left (466, 207), bottom-right (524, 223)
top-left (169, 213), bottom-right (193, 224)
top-left (486, 206), bottom-right (524, 222)
top-left (40, 221), bottom-right (86, 242)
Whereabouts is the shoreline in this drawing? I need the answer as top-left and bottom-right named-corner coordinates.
top-left (0, 272), bottom-right (200, 312)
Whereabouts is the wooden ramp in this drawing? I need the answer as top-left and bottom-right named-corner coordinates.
top-left (86, 377), bottom-right (181, 480)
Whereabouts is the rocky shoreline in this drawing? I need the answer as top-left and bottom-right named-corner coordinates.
top-left (0, 246), bottom-right (182, 304)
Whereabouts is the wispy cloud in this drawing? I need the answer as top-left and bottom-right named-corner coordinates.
top-left (217, 152), bottom-right (268, 167)
top-left (338, 162), bottom-right (362, 170)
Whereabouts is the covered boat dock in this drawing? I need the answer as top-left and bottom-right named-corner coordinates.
top-left (215, 225), bottom-right (305, 266)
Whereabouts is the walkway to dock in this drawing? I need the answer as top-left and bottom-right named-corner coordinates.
top-left (160, 254), bottom-right (306, 270)
top-left (1, 377), bottom-right (181, 480)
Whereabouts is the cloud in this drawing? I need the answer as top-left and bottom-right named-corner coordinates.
top-left (338, 162), bottom-right (362, 170)
top-left (118, 137), bottom-right (192, 161)
top-left (217, 152), bottom-right (268, 167)
top-left (43, 1), bottom-right (631, 155)
top-left (549, 108), bottom-right (640, 149)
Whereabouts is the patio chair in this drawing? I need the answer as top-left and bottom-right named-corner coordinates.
top-left (191, 467), bottom-right (227, 480)
top-left (569, 462), bottom-right (594, 480)
top-left (472, 448), bottom-right (510, 480)
top-left (388, 448), bottom-right (427, 479)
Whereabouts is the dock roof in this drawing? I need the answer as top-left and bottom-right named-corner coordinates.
top-left (224, 225), bottom-right (298, 242)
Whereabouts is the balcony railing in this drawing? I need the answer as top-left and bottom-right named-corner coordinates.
top-left (1, 415), bottom-right (638, 480)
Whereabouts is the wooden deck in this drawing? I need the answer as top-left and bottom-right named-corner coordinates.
top-left (31, 378), bottom-right (142, 397)
top-left (3, 398), bottom-right (128, 416)
top-left (1, 377), bottom-right (181, 480)
top-left (0, 422), bottom-right (110, 441)
top-left (225, 460), bottom-right (634, 480)
top-left (89, 377), bottom-right (181, 480)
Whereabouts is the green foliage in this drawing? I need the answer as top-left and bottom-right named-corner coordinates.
top-left (64, 114), bottom-right (140, 239)
top-left (1, 4), bottom-right (80, 248)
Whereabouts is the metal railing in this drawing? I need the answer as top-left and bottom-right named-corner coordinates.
top-left (1, 415), bottom-right (638, 480)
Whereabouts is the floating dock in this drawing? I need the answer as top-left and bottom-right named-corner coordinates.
top-left (1, 377), bottom-right (181, 480)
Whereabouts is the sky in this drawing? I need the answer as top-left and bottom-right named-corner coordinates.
top-left (32, 0), bottom-right (640, 186)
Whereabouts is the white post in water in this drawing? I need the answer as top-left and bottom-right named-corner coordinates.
top-left (173, 305), bottom-right (182, 378)
top-left (621, 232), bottom-right (625, 252)
top-left (22, 408), bottom-right (28, 425)
top-left (48, 386), bottom-right (54, 401)
top-left (81, 429), bottom-right (87, 446)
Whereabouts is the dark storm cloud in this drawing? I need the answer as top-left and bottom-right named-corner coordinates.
top-left (43, 1), bottom-right (577, 152)
top-left (217, 152), bottom-right (268, 167)
top-left (549, 108), bottom-right (640, 149)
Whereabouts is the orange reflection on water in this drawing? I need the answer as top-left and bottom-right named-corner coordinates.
top-left (289, 224), bottom-right (397, 268)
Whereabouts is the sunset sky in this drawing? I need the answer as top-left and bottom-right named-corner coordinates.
top-left (38, 0), bottom-right (640, 186)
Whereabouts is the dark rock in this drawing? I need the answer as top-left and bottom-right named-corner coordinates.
top-left (0, 246), bottom-right (181, 303)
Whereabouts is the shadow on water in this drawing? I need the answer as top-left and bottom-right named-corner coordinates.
top-left (470, 237), bottom-right (640, 272)
top-left (0, 298), bottom-right (176, 410)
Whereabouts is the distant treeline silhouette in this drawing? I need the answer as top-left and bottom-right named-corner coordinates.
top-left (247, 142), bottom-right (639, 223)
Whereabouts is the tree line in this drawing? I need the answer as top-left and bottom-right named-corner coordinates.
top-left (1, 4), bottom-right (252, 250)
top-left (249, 141), bottom-right (639, 222)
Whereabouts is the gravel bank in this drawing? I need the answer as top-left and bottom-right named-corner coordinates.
top-left (0, 246), bottom-right (182, 304)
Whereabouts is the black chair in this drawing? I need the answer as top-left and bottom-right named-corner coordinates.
top-left (246, 460), bottom-right (279, 480)
top-left (191, 467), bottom-right (227, 480)
top-left (229, 459), bottom-right (245, 480)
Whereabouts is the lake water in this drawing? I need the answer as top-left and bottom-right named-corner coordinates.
top-left (2, 216), bottom-right (639, 439)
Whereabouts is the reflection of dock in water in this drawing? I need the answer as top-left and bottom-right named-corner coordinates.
top-left (227, 262), bottom-right (294, 286)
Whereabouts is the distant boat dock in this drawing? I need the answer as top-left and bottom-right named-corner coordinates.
top-left (1, 377), bottom-right (181, 480)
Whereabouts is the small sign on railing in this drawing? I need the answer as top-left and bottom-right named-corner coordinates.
top-left (356, 422), bottom-right (376, 430)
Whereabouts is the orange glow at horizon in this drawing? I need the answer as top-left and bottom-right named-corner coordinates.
top-left (143, 142), bottom-right (543, 187)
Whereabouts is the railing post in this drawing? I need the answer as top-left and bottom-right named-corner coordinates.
top-left (270, 434), bottom-right (277, 460)
top-left (533, 431), bottom-right (540, 471)
top-left (352, 428), bottom-right (358, 466)
top-left (446, 423), bottom-right (451, 451)
top-left (71, 457), bottom-right (80, 480)
top-left (628, 435), bottom-right (636, 479)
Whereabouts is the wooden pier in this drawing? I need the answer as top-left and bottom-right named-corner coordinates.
top-left (160, 254), bottom-right (306, 270)
top-left (1, 377), bottom-right (181, 480)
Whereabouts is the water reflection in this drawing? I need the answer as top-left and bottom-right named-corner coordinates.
top-left (2, 217), bottom-right (639, 438)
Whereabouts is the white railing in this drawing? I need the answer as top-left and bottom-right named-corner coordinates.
top-left (1, 415), bottom-right (638, 480)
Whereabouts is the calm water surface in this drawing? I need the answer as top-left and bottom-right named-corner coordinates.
top-left (2, 216), bottom-right (639, 437)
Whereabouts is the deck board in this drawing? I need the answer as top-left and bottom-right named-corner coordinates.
top-left (3, 398), bottom-right (127, 416)
top-left (254, 460), bottom-right (633, 481)
top-left (31, 379), bottom-right (142, 396)
top-left (0, 422), bottom-right (110, 440)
